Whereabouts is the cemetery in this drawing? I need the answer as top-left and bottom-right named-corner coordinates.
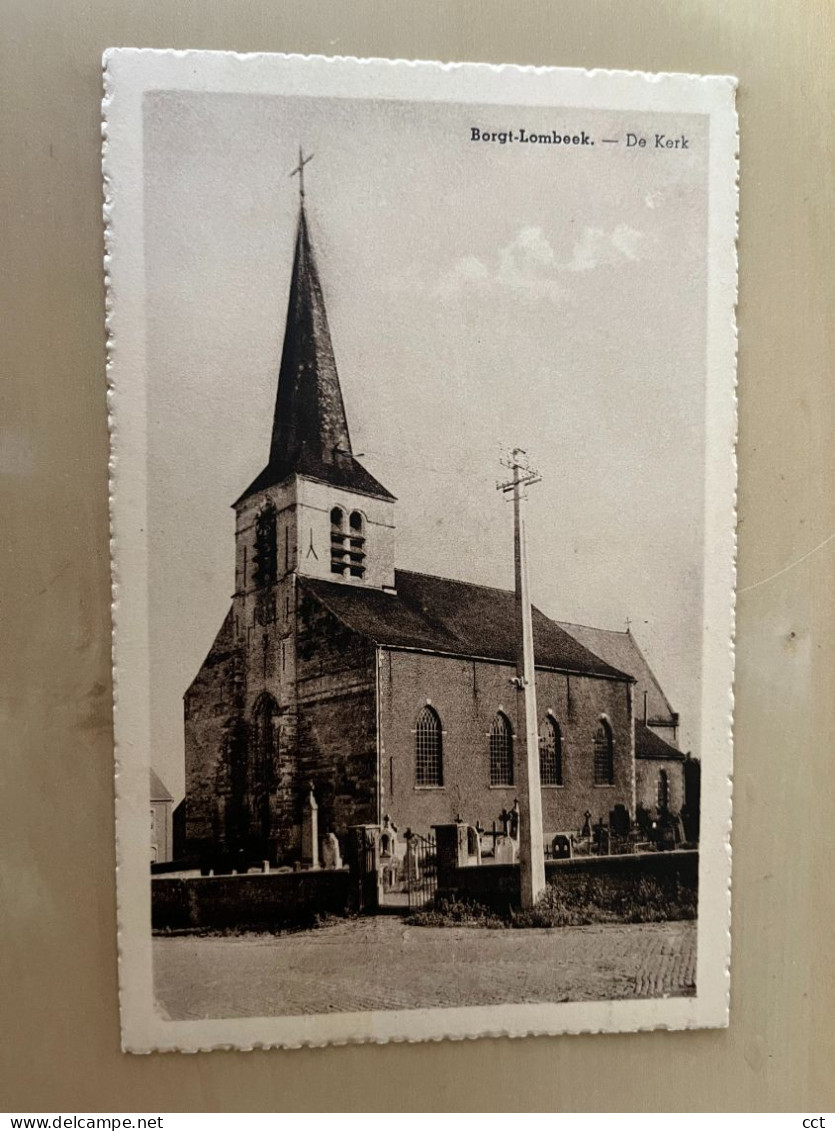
top-left (151, 796), bottom-right (698, 931)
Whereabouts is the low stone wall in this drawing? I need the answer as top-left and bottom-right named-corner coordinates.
top-left (150, 856), bottom-right (198, 875)
top-left (152, 868), bottom-right (351, 930)
top-left (438, 850), bottom-right (699, 915)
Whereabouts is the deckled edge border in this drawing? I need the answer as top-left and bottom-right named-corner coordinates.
top-left (102, 48), bottom-right (739, 1054)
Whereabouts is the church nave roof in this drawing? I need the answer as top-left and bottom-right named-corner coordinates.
top-left (555, 620), bottom-right (678, 732)
top-left (300, 569), bottom-right (631, 681)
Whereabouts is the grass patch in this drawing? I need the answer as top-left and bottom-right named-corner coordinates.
top-left (405, 897), bottom-right (507, 929)
top-left (405, 877), bottom-right (697, 929)
top-left (511, 876), bottom-right (696, 928)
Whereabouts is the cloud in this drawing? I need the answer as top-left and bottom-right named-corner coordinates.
top-left (568, 224), bottom-right (646, 271)
top-left (437, 223), bottom-right (647, 302)
top-left (436, 226), bottom-right (564, 303)
top-left (455, 255), bottom-right (490, 283)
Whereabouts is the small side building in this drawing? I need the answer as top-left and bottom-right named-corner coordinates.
top-left (557, 623), bottom-right (688, 821)
top-left (634, 722), bottom-right (686, 817)
top-left (150, 769), bottom-right (174, 864)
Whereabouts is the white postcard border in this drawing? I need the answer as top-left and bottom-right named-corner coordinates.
top-left (103, 48), bottom-right (738, 1052)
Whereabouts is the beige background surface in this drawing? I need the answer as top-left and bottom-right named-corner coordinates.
top-left (2, 0), bottom-right (832, 1113)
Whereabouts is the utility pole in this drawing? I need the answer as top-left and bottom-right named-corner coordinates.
top-left (498, 448), bottom-right (546, 909)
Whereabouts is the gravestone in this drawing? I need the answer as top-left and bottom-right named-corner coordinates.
top-left (610, 804), bottom-right (631, 838)
top-left (509, 798), bottom-right (521, 841)
top-left (402, 839), bottom-right (421, 883)
top-left (465, 825), bottom-right (482, 865)
top-left (379, 814), bottom-right (399, 862)
top-left (321, 831), bottom-right (342, 870)
top-left (432, 823), bottom-right (462, 884)
top-left (593, 818), bottom-right (609, 856)
top-left (301, 783), bottom-right (320, 869)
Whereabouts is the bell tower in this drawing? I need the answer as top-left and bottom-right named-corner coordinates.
top-left (233, 152), bottom-right (396, 603)
top-left (225, 154), bottom-right (396, 860)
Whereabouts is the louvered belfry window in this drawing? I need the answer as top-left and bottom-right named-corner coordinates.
top-left (490, 712), bottom-right (514, 787)
top-left (415, 706), bottom-right (443, 787)
top-left (330, 507), bottom-right (347, 574)
top-left (330, 507), bottom-right (366, 578)
top-left (347, 510), bottom-right (366, 578)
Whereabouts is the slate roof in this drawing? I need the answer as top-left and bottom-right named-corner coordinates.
top-left (240, 448), bottom-right (393, 503)
top-left (300, 570), bottom-right (631, 681)
top-left (635, 722), bottom-right (685, 762)
top-left (236, 205), bottom-right (394, 505)
top-left (556, 621), bottom-right (677, 729)
top-left (150, 768), bottom-right (173, 802)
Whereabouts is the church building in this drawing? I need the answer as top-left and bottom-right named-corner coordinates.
top-left (183, 189), bottom-right (687, 865)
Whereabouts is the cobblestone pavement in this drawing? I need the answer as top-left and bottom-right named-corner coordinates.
top-left (154, 917), bottom-right (696, 1020)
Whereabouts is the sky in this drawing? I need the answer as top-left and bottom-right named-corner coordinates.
top-left (144, 91), bottom-right (709, 800)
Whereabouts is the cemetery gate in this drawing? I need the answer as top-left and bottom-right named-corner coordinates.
top-left (403, 831), bottom-right (438, 911)
top-left (346, 824), bottom-right (380, 913)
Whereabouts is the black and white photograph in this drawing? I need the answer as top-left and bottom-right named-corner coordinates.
top-left (104, 50), bottom-right (737, 1050)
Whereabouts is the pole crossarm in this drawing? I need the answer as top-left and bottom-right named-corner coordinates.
top-left (497, 447), bottom-right (542, 493)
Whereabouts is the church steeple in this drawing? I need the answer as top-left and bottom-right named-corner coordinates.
top-left (269, 203), bottom-right (352, 473)
top-left (238, 165), bottom-right (394, 505)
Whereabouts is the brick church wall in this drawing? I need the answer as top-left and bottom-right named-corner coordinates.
top-left (378, 649), bottom-right (633, 838)
top-left (295, 592), bottom-right (379, 842)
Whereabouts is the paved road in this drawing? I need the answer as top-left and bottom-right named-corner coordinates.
top-left (154, 917), bottom-right (696, 1020)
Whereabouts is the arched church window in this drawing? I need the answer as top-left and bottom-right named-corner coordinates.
top-left (253, 503), bottom-right (278, 588)
top-left (348, 511), bottom-right (366, 579)
top-left (330, 507), bottom-right (347, 575)
top-left (490, 712), bottom-right (514, 787)
top-left (593, 718), bottom-right (614, 785)
top-left (415, 705), bottom-right (443, 787)
top-left (539, 716), bottom-right (563, 786)
top-left (657, 769), bottom-right (670, 811)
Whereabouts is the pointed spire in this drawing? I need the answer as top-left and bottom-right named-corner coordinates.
top-left (237, 194), bottom-right (394, 505)
top-left (268, 203), bottom-right (352, 471)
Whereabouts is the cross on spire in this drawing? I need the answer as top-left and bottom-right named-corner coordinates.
top-left (289, 145), bottom-right (314, 201)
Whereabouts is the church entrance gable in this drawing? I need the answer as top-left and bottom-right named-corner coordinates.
top-left (212, 691), bottom-right (301, 864)
top-left (183, 610), bottom-right (246, 856)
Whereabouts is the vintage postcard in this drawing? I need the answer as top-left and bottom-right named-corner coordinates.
top-left (103, 50), bottom-right (737, 1051)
